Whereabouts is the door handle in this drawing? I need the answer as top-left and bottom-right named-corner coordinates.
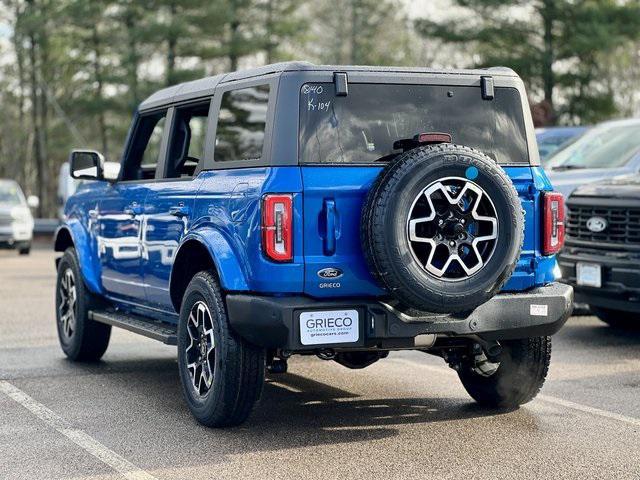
top-left (169, 204), bottom-right (190, 218)
top-left (323, 199), bottom-right (337, 256)
top-left (124, 204), bottom-right (143, 216)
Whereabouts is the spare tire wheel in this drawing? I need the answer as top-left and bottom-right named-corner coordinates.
top-left (361, 143), bottom-right (524, 313)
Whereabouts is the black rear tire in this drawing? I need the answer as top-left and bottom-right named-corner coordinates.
top-left (177, 271), bottom-right (265, 428)
top-left (458, 337), bottom-right (551, 408)
top-left (55, 248), bottom-right (111, 361)
top-left (18, 243), bottom-right (30, 255)
top-left (362, 143), bottom-right (524, 313)
top-left (591, 306), bottom-right (638, 330)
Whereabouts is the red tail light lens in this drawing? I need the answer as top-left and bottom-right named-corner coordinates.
top-left (542, 191), bottom-right (565, 255)
top-left (262, 194), bottom-right (293, 262)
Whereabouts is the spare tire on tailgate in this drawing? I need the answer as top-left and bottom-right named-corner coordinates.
top-left (361, 143), bottom-right (524, 313)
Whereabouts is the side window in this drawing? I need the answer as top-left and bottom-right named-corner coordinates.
top-left (122, 111), bottom-right (167, 181)
top-left (214, 84), bottom-right (269, 163)
top-left (165, 101), bottom-right (211, 179)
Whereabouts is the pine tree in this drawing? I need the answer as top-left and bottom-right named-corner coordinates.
top-left (416, 0), bottom-right (640, 124)
top-left (307, 0), bottom-right (420, 66)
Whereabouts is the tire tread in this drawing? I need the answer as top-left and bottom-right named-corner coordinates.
top-left (361, 143), bottom-right (524, 312)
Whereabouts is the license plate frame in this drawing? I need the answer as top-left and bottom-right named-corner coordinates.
top-left (299, 309), bottom-right (359, 346)
top-left (576, 262), bottom-right (602, 288)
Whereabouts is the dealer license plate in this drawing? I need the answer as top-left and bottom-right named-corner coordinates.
top-left (299, 310), bottom-right (359, 346)
top-left (576, 262), bottom-right (601, 288)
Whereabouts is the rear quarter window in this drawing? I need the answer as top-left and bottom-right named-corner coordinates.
top-left (214, 85), bottom-right (270, 163)
top-left (299, 83), bottom-right (529, 165)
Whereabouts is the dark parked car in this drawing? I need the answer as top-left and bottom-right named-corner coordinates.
top-left (559, 175), bottom-right (640, 328)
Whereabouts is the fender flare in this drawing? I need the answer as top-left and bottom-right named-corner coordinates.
top-left (53, 221), bottom-right (103, 295)
top-left (172, 228), bottom-right (249, 293)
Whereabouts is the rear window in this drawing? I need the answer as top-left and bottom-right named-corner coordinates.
top-left (299, 83), bottom-right (528, 165)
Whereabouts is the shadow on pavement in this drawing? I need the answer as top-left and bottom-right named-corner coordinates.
top-left (49, 355), bottom-right (521, 464)
top-left (254, 372), bottom-right (509, 430)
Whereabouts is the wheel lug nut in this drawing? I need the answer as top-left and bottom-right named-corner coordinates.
top-left (449, 241), bottom-right (455, 247)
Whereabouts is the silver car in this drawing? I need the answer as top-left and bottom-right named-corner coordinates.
top-left (0, 179), bottom-right (38, 255)
top-left (546, 118), bottom-right (640, 198)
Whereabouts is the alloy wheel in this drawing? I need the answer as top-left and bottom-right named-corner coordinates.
top-left (407, 177), bottom-right (498, 281)
top-left (185, 301), bottom-right (216, 396)
top-left (58, 268), bottom-right (77, 339)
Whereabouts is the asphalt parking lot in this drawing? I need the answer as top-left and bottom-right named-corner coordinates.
top-left (1, 246), bottom-right (639, 479)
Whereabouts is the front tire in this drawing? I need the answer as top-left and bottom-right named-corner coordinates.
top-left (591, 306), bottom-right (638, 330)
top-left (458, 337), bottom-right (551, 408)
top-left (18, 242), bottom-right (31, 255)
top-left (177, 271), bottom-right (265, 428)
top-left (55, 248), bottom-right (111, 361)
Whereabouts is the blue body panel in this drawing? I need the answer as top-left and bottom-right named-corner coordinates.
top-left (192, 167), bottom-right (304, 295)
top-left (98, 183), bottom-right (148, 302)
top-left (62, 164), bottom-right (557, 319)
top-left (501, 166), bottom-right (556, 290)
top-left (301, 166), bottom-right (385, 297)
top-left (62, 184), bottom-right (105, 295)
top-left (300, 165), bottom-right (557, 298)
top-left (142, 178), bottom-right (204, 309)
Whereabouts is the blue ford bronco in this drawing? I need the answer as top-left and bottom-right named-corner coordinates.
top-left (54, 62), bottom-right (572, 427)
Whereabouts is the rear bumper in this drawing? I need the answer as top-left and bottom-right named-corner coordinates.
top-left (225, 282), bottom-right (573, 351)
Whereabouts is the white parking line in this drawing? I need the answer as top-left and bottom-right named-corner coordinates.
top-left (0, 380), bottom-right (158, 480)
top-left (389, 356), bottom-right (640, 428)
top-left (538, 394), bottom-right (640, 428)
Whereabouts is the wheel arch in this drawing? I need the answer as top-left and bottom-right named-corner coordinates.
top-left (169, 230), bottom-right (249, 312)
top-left (54, 223), bottom-right (103, 295)
top-left (54, 225), bottom-right (74, 252)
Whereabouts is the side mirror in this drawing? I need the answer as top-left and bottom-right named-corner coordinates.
top-left (69, 149), bottom-right (105, 180)
top-left (26, 195), bottom-right (40, 209)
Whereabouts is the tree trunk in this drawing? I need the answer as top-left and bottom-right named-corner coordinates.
top-left (541, 0), bottom-right (555, 123)
top-left (228, 0), bottom-right (239, 71)
top-left (265, 0), bottom-right (274, 64)
top-left (92, 25), bottom-right (109, 157)
top-left (39, 29), bottom-right (51, 216)
top-left (26, 0), bottom-right (46, 217)
top-left (349, 0), bottom-right (358, 64)
top-left (14, 4), bottom-right (27, 187)
top-left (124, 10), bottom-right (140, 112)
top-left (166, 2), bottom-right (177, 86)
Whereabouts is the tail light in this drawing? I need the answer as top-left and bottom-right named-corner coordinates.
top-left (262, 194), bottom-right (293, 262)
top-left (542, 191), bottom-right (565, 255)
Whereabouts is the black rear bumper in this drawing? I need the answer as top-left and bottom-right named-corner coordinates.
top-left (225, 283), bottom-right (573, 351)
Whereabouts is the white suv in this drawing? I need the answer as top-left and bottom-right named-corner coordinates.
top-left (0, 179), bottom-right (38, 255)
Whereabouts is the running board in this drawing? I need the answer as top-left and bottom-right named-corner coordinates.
top-left (89, 310), bottom-right (177, 345)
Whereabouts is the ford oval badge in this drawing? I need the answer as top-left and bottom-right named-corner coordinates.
top-left (317, 267), bottom-right (343, 279)
top-left (586, 216), bottom-right (607, 233)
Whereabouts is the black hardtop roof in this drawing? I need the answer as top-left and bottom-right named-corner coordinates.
top-left (138, 61), bottom-right (518, 111)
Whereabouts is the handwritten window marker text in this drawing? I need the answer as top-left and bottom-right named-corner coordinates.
top-left (307, 99), bottom-right (331, 112)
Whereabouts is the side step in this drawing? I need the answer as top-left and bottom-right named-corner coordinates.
top-left (89, 310), bottom-right (177, 345)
